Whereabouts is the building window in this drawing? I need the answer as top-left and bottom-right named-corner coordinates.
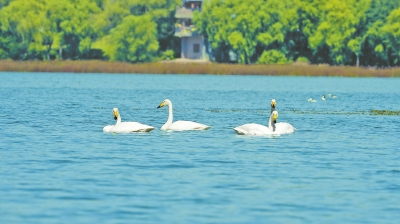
top-left (193, 44), bottom-right (200, 53)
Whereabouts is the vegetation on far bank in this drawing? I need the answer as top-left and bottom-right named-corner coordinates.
top-left (195, 0), bottom-right (400, 66)
top-left (1, 60), bottom-right (399, 77)
top-left (0, 0), bottom-right (399, 67)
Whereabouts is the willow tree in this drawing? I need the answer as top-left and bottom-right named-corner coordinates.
top-left (103, 15), bottom-right (158, 62)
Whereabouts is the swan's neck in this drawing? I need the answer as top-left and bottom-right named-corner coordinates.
top-left (162, 103), bottom-right (173, 129)
top-left (271, 105), bottom-right (276, 114)
top-left (116, 115), bottom-right (122, 124)
top-left (268, 114), bottom-right (276, 132)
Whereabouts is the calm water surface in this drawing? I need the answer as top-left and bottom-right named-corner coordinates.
top-left (1, 72), bottom-right (400, 223)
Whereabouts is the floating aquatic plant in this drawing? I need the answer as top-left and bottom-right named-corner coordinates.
top-left (207, 109), bottom-right (400, 116)
top-left (290, 109), bottom-right (400, 116)
top-left (370, 110), bottom-right (400, 116)
top-left (207, 109), bottom-right (267, 113)
top-left (289, 110), bottom-right (368, 115)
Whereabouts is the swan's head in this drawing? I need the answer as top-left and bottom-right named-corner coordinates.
top-left (272, 110), bottom-right (278, 123)
top-left (271, 99), bottom-right (276, 108)
top-left (157, 99), bottom-right (171, 108)
top-left (112, 108), bottom-right (119, 120)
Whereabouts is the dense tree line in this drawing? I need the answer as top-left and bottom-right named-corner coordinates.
top-left (195, 0), bottom-right (400, 66)
top-left (0, 0), bottom-right (180, 61)
top-left (0, 0), bottom-right (399, 66)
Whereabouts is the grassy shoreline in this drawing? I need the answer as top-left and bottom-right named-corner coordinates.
top-left (1, 60), bottom-right (399, 77)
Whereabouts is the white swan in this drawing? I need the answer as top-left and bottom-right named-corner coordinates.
top-left (233, 111), bottom-right (295, 135)
top-left (157, 99), bottom-right (210, 131)
top-left (271, 99), bottom-right (296, 134)
top-left (308, 98), bottom-right (317, 103)
top-left (103, 108), bottom-right (154, 133)
top-left (322, 95), bottom-right (326, 100)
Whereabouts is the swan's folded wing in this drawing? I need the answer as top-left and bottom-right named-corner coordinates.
top-left (233, 123), bottom-right (272, 135)
top-left (275, 122), bottom-right (295, 134)
top-left (103, 125), bottom-right (114, 132)
top-left (134, 123), bottom-right (155, 132)
top-left (110, 122), bottom-right (154, 133)
top-left (169, 120), bottom-right (210, 131)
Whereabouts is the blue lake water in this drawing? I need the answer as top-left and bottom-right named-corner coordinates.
top-left (1, 72), bottom-right (400, 223)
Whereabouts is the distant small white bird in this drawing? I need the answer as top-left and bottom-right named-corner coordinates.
top-left (308, 98), bottom-right (317, 103)
top-left (328, 93), bottom-right (337, 98)
top-left (322, 95), bottom-right (326, 100)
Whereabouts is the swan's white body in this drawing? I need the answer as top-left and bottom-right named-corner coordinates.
top-left (322, 95), bottom-right (326, 100)
top-left (308, 98), bottom-right (317, 102)
top-left (103, 108), bottom-right (154, 133)
top-left (234, 123), bottom-right (275, 136)
top-left (234, 111), bottom-right (295, 135)
top-left (157, 99), bottom-right (210, 131)
top-left (275, 122), bottom-right (296, 134)
top-left (234, 122), bottom-right (295, 135)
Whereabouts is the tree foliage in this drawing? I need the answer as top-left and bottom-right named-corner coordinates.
top-left (0, 0), bottom-right (400, 66)
top-left (195, 0), bottom-right (400, 66)
top-left (103, 15), bottom-right (158, 62)
top-left (0, 0), bottom-right (178, 61)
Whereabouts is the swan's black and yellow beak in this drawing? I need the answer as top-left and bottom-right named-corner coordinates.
top-left (113, 111), bottom-right (118, 120)
top-left (271, 101), bottom-right (276, 108)
top-left (157, 101), bottom-right (165, 109)
top-left (273, 113), bottom-right (278, 123)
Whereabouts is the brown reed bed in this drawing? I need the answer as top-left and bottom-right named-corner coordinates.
top-left (0, 60), bottom-right (399, 77)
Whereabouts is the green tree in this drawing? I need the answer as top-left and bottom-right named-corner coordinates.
top-left (306, 0), bottom-right (371, 65)
top-left (156, 0), bottom-right (181, 57)
top-left (0, 0), bottom-right (46, 59)
top-left (57, 0), bottom-right (101, 59)
top-left (196, 0), bottom-right (300, 64)
top-left (196, 0), bottom-right (259, 63)
top-left (363, 0), bottom-right (400, 66)
top-left (257, 49), bottom-right (289, 64)
top-left (381, 8), bottom-right (400, 65)
top-left (347, 37), bottom-right (362, 66)
top-left (103, 15), bottom-right (158, 62)
top-left (0, 0), bottom-right (101, 60)
top-left (256, 0), bottom-right (298, 62)
top-left (0, 0), bottom-right (11, 8)
top-left (94, 0), bottom-right (178, 60)
top-left (194, 0), bottom-right (232, 62)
